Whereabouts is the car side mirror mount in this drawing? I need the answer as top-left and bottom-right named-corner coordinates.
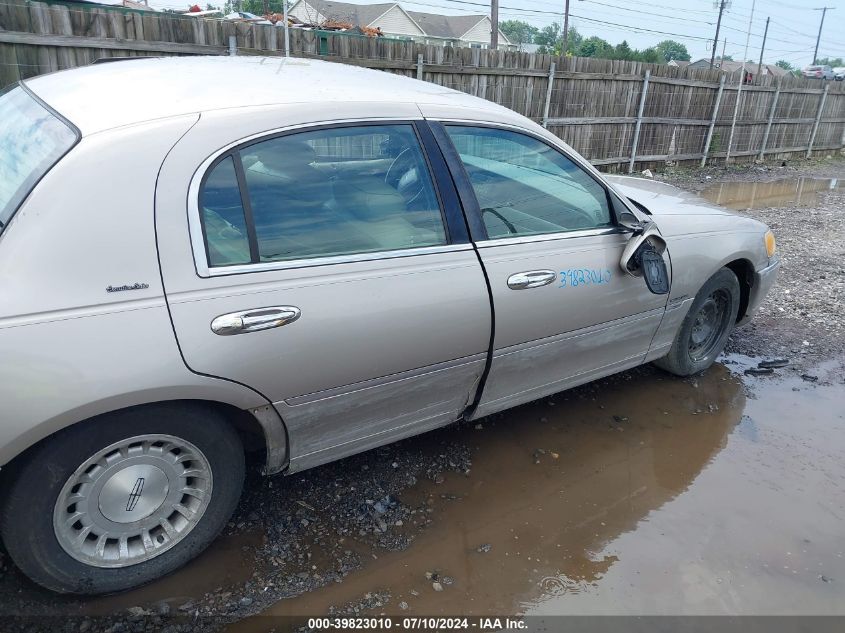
top-left (617, 209), bottom-right (643, 232)
top-left (620, 225), bottom-right (670, 295)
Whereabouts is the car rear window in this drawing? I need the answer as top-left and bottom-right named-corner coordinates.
top-left (199, 124), bottom-right (447, 267)
top-left (0, 85), bottom-right (78, 233)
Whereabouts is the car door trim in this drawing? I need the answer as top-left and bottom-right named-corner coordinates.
top-left (285, 352), bottom-right (488, 406)
top-left (425, 121), bottom-right (490, 242)
top-left (198, 243), bottom-right (476, 277)
top-left (476, 227), bottom-right (628, 248)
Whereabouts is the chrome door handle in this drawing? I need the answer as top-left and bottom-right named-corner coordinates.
top-left (211, 306), bottom-right (301, 335)
top-left (507, 270), bottom-right (557, 290)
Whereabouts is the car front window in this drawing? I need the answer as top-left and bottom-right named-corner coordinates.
top-left (445, 126), bottom-right (613, 240)
top-left (0, 86), bottom-right (77, 233)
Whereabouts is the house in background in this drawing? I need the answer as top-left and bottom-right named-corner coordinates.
top-left (687, 58), bottom-right (789, 81)
top-left (288, 0), bottom-right (515, 50)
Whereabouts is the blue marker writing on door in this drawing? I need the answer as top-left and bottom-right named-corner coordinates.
top-left (560, 268), bottom-right (612, 288)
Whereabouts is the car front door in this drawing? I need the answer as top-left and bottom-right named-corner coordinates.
top-left (431, 123), bottom-right (670, 418)
top-left (156, 116), bottom-right (491, 472)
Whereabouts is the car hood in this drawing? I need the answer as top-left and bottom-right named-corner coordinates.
top-left (605, 175), bottom-right (732, 217)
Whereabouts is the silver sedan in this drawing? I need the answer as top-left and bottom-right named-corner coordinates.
top-left (0, 56), bottom-right (779, 594)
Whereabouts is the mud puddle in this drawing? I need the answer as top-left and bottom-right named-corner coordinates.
top-left (230, 357), bottom-right (844, 627)
top-left (700, 177), bottom-right (843, 210)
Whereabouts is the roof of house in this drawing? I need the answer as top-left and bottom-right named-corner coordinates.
top-left (404, 11), bottom-right (485, 39)
top-left (690, 58), bottom-right (789, 77)
top-left (293, 0), bottom-right (509, 42)
top-left (23, 56), bottom-right (518, 135)
top-left (294, 0), bottom-right (396, 25)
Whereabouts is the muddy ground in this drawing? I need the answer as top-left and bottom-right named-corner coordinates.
top-left (1, 159), bottom-right (844, 632)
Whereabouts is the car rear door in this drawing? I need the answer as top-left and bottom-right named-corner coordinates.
top-left (155, 110), bottom-right (491, 472)
top-left (428, 121), bottom-right (670, 418)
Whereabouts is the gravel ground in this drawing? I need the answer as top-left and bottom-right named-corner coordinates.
top-left (0, 157), bottom-right (842, 632)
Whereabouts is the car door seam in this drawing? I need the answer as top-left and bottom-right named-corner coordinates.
top-left (153, 112), bottom-right (278, 412)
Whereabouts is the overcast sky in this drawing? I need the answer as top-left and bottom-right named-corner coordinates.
top-left (140, 0), bottom-right (843, 67)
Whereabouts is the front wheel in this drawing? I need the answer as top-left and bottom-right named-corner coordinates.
top-left (0, 403), bottom-right (245, 594)
top-left (654, 267), bottom-right (740, 376)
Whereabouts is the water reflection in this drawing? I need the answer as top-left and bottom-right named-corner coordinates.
top-left (700, 177), bottom-right (842, 210)
top-left (236, 364), bottom-right (745, 625)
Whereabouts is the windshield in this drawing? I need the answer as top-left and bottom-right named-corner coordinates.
top-left (0, 86), bottom-right (78, 233)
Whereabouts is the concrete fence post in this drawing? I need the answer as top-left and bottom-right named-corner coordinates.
top-left (228, 35), bottom-right (237, 57)
top-left (807, 84), bottom-right (829, 158)
top-left (542, 62), bottom-right (556, 128)
top-left (416, 53), bottom-right (424, 81)
top-left (628, 69), bottom-right (650, 174)
top-left (758, 82), bottom-right (780, 161)
top-left (701, 75), bottom-right (726, 167)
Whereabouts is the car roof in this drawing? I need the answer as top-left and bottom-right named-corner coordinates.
top-left (24, 56), bottom-right (520, 136)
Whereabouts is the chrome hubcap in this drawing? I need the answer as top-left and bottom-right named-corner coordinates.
top-left (53, 434), bottom-right (213, 569)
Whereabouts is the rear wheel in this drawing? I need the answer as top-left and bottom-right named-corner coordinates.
top-left (654, 268), bottom-right (740, 376)
top-left (0, 403), bottom-right (244, 594)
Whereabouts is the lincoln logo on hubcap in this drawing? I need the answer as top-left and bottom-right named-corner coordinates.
top-left (126, 477), bottom-right (145, 512)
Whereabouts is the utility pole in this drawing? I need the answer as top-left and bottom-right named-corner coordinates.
top-left (721, 37), bottom-right (726, 64)
top-left (813, 7), bottom-right (833, 65)
top-left (491, 0), bottom-right (499, 50)
top-left (726, 0), bottom-right (755, 163)
top-left (283, 0), bottom-right (290, 57)
top-left (262, 0), bottom-right (269, 17)
top-left (710, 1), bottom-right (729, 68)
top-left (756, 16), bottom-right (769, 85)
top-left (562, 0), bottom-right (570, 55)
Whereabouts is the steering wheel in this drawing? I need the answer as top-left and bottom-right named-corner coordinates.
top-left (386, 147), bottom-right (426, 206)
top-left (481, 207), bottom-right (519, 235)
top-left (385, 148), bottom-right (416, 188)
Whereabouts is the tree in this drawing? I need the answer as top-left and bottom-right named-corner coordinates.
top-left (578, 35), bottom-right (612, 58)
top-left (614, 40), bottom-right (633, 61)
top-left (637, 47), bottom-right (665, 64)
top-left (534, 22), bottom-right (562, 55)
top-left (715, 54), bottom-right (733, 62)
top-left (223, 0), bottom-right (287, 15)
top-left (562, 25), bottom-right (583, 56)
top-left (655, 39), bottom-right (690, 62)
top-left (775, 60), bottom-right (793, 71)
top-left (500, 19), bottom-right (539, 50)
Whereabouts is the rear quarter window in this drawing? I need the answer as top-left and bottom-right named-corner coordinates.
top-left (0, 85), bottom-right (78, 233)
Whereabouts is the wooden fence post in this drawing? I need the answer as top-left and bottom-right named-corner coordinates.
top-left (807, 84), bottom-right (829, 158)
top-left (228, 35), bottom-right (236, 57)
top-left (542, 62), bottom-right (556, 129)
top-left (416, 53), bottom-right (423, 80)
top-left (701, 75), bottom-right (726, 167)
top-left (628, 69), bottom-right (650, 174)
top-left (758, 82), bottom-right (780, 161)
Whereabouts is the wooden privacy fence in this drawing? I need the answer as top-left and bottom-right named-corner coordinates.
top-left (2, 0), bottom-right (845, 171)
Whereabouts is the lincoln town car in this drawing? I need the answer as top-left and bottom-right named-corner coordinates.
top-left (0, 57), bottom-right (779, 594)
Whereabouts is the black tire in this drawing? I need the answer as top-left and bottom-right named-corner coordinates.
top-left (654, 267), bottom-right (740, 376)
top-left (0, 403), bottom-right (244, 594)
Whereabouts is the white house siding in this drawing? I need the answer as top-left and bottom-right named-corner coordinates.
top-left (289, 1), bottom-right (326, 25)
top-left (370, 6), bottom-right (425, 36)
top-left (460, 17), bottom-right (493, 45)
